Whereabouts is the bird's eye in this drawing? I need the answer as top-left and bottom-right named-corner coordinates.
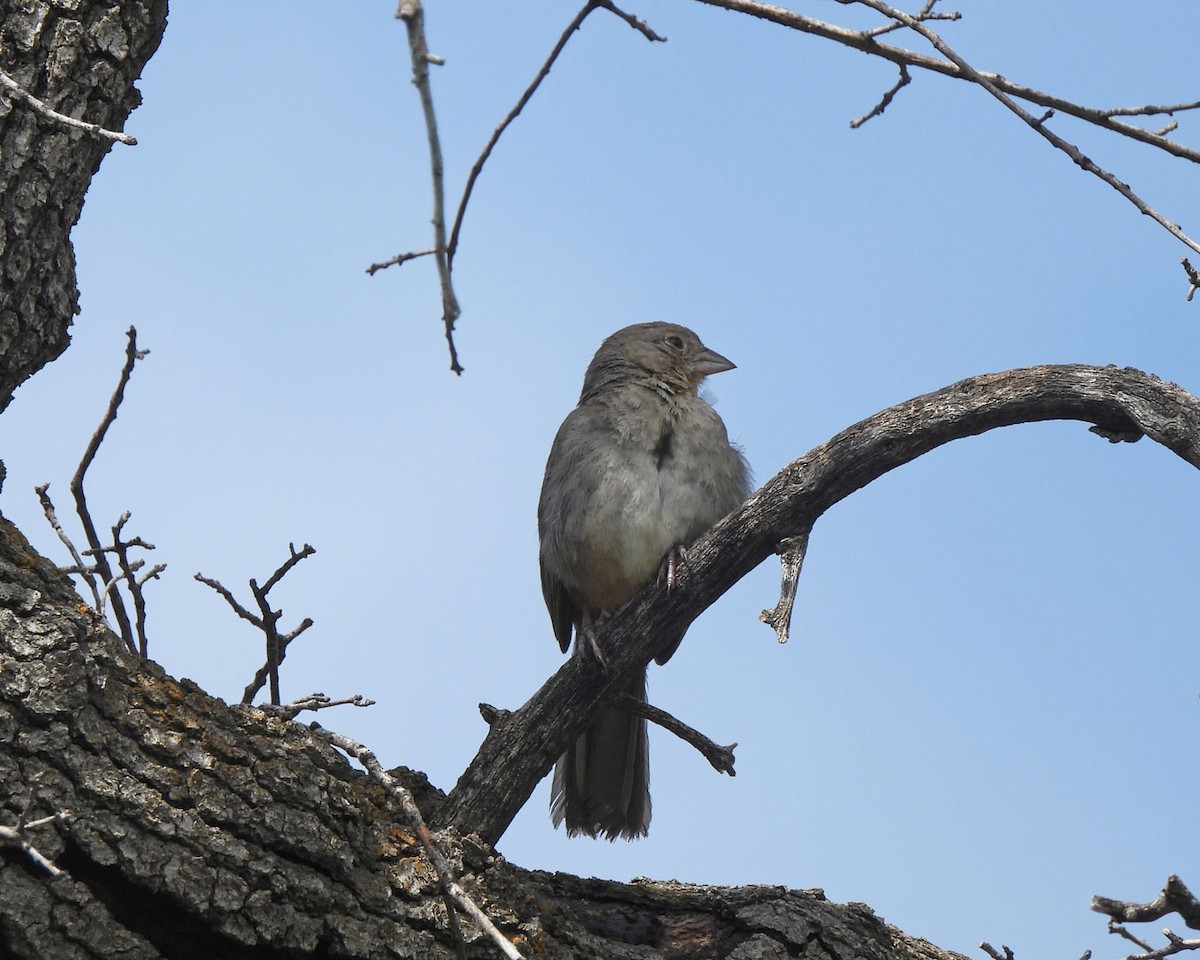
top-left (664, 335), bottom-right (684, 350)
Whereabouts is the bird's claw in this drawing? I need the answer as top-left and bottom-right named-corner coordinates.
top-left (578, 612), bottom-right (612, 670)
top-left (657, 545), bottom-right (689, 591)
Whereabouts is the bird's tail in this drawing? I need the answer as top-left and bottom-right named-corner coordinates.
top-left (550, 668), bottom-right (651, 840)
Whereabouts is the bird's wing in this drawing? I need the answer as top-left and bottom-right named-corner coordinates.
top-left (540, 555), bottom-right (577, 654)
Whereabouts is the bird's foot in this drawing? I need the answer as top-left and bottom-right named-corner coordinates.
top-left (657, 544), bottom-right (689, 591)
top-left (579, 612), bottom-right (612, 669)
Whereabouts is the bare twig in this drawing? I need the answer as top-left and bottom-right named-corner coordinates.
top-left (690, 0), bottom-right (1200, 264)
top-left (68, 327), bottom-right (149, 654)
top-left (758, 529), bottom-right (811, 643)
top-left (108, 512), bottom-right (164, 657)
top-left (979, 944), bottom-right (1013, 960)
top-left (377, 0), bottom-right (663, 371)
top-left (313, 725), bottom-right (523, 960)
top-left (446, 0), bottom-right (665, 267)
top-left (395, 0), bottom-right (463, 374)
top-left (850, 63), bottom-right (911, 127)
top-left (1182, 259), bottom-right (1200, 302)
top-left (196, 543), bottom-right (316, 705)
top-left (365, 247), bottom-right (437, 275)
top-left (265, 693), bottom-right (375, 721)
top-left (1111, 931), bottom-right (1200, 960)
top-left (1102, 100), bottom-right (1200, 119)
top-left (844, 0), bottom-right (1200, 257)
top-left (863, 0), bottom-right (959, 38)
top-left (621, 695), bottom-right (737, 775)
top-left (0, 776), bottom-right (71, 879)
top-left (34, 483), bottom-right (100, 606)
top-left (1111, 923), bottom-right (1157, 953)
top-left (0, 67), bottom-right (137, 145)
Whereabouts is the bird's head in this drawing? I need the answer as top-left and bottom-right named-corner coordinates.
top-left (580, 322), bottom-right (736, 400)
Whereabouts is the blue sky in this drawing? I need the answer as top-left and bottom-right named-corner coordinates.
top-left (2, 2), bottom-right (1198, 957)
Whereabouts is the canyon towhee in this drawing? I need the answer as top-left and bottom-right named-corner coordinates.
top-left (538, 321), bottom-right (749, 839)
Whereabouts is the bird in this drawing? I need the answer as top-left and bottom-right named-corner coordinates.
top-left (538, 321), bottom-right (750, 839)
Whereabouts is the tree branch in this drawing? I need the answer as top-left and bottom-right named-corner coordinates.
top-left (438, 364), bottom-right (1200, 845)
top-left (691, 0), bottom-right (1200, 257)
top-left (0, 67), bottom-right (137, 145)
top-left (68, 326), bottom-right (149, 655)
top-left (395, 0), bottom-right (463, 374)
top-left (1094, 877), bottom-right (1200, 931)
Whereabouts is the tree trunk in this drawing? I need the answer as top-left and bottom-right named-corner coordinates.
top-left (0, 0), bottom-right (166, 411)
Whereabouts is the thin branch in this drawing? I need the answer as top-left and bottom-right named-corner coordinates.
top-left (313, 725), bottom-right (524, 960)
top-left (34, 483), bottom-right (100, 606)
top-left (850, 62), bottom-right (911, 127)
top-left (979, 944), bottom-right (1013, 960)
top-left (109, 512), bottom-right (164, 657)
top-left (265, 693), bottom-right (376, 721)
top-left (365, 247), bottom-right (437, 275)
top-left (194, 573), bottom-right (263, 627)
top-left (259, 542), bottom-right (316, 594)
top-left (1116, 932), bottom-right (1200, 960)
top-left (0, 67), bottom-right (137, 145)
top-left (1111, 923), bottom-right (1157, 954)
top-left (698, 0), bottom-right (1200, 160)
top-left (863, 0), bottom-right (959, 38)
top-left (395, 0), bottom-right (463, 374)
top-left (1102, 100), bottom-right (1200, 119)
top-left (0, 776), bottom-right (71, 879)
top-left (621, 695), bottom-right (737, 775)
top-left (446, 0), bottom-right (665, 267)
top-left (197, 543), bottom-right (316, 706)
top-left (842, 0), bottom-right (1200, 256)
top-left (69, 327), bottom-right (148, 654)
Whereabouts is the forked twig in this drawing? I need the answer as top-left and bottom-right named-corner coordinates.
top-left (196, 543), bottom-right (316, 705)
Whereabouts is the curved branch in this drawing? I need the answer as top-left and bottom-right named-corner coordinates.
top-left (439, 364), bottom-right (1200, 844)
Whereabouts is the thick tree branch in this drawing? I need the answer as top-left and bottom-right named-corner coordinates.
top-left (0, 509), bottom-right (970, 958)
top-left (439, 364), bottom-right (1200, 845)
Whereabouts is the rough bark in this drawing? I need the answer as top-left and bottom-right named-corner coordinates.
top-left (0, 0), bottom-right (166, 412)
top-left (0, 514), bottom-right (967, 960)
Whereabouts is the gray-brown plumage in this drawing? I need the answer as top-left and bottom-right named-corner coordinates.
top-left (538, 322), bottom-right (749, 840)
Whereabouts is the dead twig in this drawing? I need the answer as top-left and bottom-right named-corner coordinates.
top-left (36, 327), bottom-right (161, 656)
top-left (312, 725), bottom-right (523, 960)
top-left (850, 63), bottom-right (911, 128)
top-left (34, 483), bottom-right (100, 607)
top-left (395, 0), bottom-right (463, 374)
top-left (263, 693), bottom-right (375, 721)
top-left (376, 0), bottom-right (664, 373)
top-left (0, 67), bottom-right (136, 144)
top-left (844, 0), bottom-right (1200, 258)
top-left (196, 543), bottom-right (316, 705)
top-left (445, 0), bottom-right (665, 267)
top-left (620, 694), bottom-right (737, 775)
top-left (0, 775), bottom-right (71, 879)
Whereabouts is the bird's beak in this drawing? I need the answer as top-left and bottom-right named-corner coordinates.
top-left (691, 347), bottom-right (736, 378)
